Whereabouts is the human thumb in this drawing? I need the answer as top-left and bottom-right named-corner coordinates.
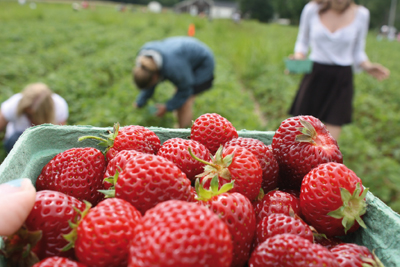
top-left (0, 178), bottom-right (36, 236)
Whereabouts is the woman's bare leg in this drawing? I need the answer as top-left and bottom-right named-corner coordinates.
top-left (177, 96), bottom-right (195, 128)
top-left (326, 124), bottom-right (342, 141)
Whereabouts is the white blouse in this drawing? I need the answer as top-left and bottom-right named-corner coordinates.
top-left (294, 2), bottom-right (369, 69)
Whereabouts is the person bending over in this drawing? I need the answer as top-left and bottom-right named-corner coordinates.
top-left (133, 36), bottom-right (215, 128)
top-left (0, 83), bottom-right (68, 152)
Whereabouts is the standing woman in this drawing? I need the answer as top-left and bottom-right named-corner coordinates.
top-left (289, 0), bottom-right (390, 140)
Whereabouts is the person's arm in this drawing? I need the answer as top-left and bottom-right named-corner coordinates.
top-left (135, 85), bottom-right (156, 108)
top-left (293, 3), bottom-right (314, 59)
top-left (354, 8), bottom-right (390, 80)
top-left (360, 61), bottom-right (390, 81)
top-left (165, 84), bottom-right (193, 112)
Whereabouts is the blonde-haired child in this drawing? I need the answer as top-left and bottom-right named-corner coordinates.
top-left (0, 83), bottom-right (68, 152)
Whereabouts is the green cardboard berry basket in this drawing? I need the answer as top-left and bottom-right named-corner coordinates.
top-left (1, 124), bottom-right (400, 266)
top-left (284, 58), bottom-right (313, 74)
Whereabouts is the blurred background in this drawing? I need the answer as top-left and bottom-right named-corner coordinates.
top-left (1, 0), bottom-right (399, 212)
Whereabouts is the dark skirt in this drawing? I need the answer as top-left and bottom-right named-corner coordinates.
top-left (289, 62), bottom-right (354, 126)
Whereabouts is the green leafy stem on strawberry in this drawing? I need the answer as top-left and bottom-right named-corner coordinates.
top-left (98, 166), bottom-right (124, 199)
top-left (62, 201), bottom-right (92, 252)
top-left (78, 122), bottom-right (120, 155)
top-left (188, 146), bottom-right (233, 184)
top-left (327, 182), bottom-right (369, 234)
top-left (0, 225), bottom-right (42, 267)
top-left (195, 176), bottom-right (234, 201)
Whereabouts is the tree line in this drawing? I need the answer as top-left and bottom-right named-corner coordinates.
top-left (107, 0), bottom-right (399, 30)
top-left (241, 0), bottom-right (399, 30)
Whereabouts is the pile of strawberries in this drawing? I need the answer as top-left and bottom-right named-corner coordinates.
top-left (1, 113), bottom-right (385, 267)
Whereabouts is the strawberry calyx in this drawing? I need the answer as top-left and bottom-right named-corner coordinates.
top-left (0, 225), bottom-right (41, 267)
top-left (195, 176), bottom-right (234, 201)
top-left (78, 122), bottom-right (120, 154)
top-left (98, 166), bottom-right (122, 198)
top-left (62, 200), bottom-right (92, 251)
top-left (327, 183), bottom-right (369, 234)
top-left (188, 146), bottom-right (233, 184)
top-left (295, 119), bottom-right (317, 145)
top-left (361, 250), bottom-right (385, 267)
top-left (255, 188), bottom-right (265, 202)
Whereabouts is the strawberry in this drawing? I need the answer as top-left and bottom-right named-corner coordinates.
top-left (190, 113), bottom-right (238, 154)
top-left (128, 125), bottom-right (161, 154)
top-left (102, 150), bottom-right (141, 189)
top-left (102, 153), bottom-right (193, 215)
top-left (330, 243), bottom-right (384, 267)
top-left (128, 200), bottom-right (233, 267)
top-left (190, 145), bottom-right (262, 201)
top-left (249, 234), bottom-right (339, 267)
top-left (300, 162), bottom-right (368, 237)
top-left (224, 138), bottom-right (279, 194)
top-left (78, 123), bottom-right (156, 161)
top-left (157, 138), bottom-right (211, 182)
top-left (32, 256), bottom-right (87, 267)
top-left (252, 189), bottom-right (301, 223)
top-left (271, 115), bottom-right (343, 190)
top-left (253, 213), bottom-right (314, 250)
top-left (67, 198), bottom-right (142, 267)
top-left (25, 190), bottom-right (85, 260)
top-left (195, 177), bottom-right (256, 267)
top-left (36, 147), bottom-right (106, 206)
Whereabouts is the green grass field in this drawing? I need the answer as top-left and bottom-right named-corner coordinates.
top-left (1, 1), bottom-right (400, 213)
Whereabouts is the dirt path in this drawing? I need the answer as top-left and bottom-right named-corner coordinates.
top-left (239, 82), bottom-right (268, 128)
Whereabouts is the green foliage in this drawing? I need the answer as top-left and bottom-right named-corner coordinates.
top-left (270, 0), bottom-right (308, 25)
top-left (355, 0), bottom-right (400, 30)
top-left (239, 0), bottom-right (274, 22)
top-left (1, 2), bottom-right (400, 214)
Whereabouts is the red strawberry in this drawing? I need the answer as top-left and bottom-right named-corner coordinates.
top-left (253, 213), bottom-right (313, 250)
top-left (128, 200), bottom-right (233, 267)
top-left (330, 243), bottom-right (384, 267)
top-left (25, 190), bottom-right (85, 260)
top-left (191, 145), bottom-right (262, 201)
top-left (129, 125), bottom-right (161, 154)
top-left (196, 177), bottom-right (256, 267)
top-left (102, 150), bottom-right (142, 189)
top-left (36, 147), bottom-right (106, 206)
top-left (78, 123), bottom-right (156, 161)
top-left (32, 257), bottom-right (87, 267)
top-left (224, 138), bottom-right (279, 194)
top-left (157, 138), bottom-right (211, 182)
top-left (300, 162), bottom-right (368, 237)
top-left (102, 153), bottom-right (193, 215)
top-left (271, 115), bottom-right (343, 190)
top-left (190, 113), bottom-right (238, 154)
top-left (249, 234), bottom-right (339, 267)
top-left (70, 198), bottom-right (142, 267)
top-left (252, 189), bottom-right (301, 223)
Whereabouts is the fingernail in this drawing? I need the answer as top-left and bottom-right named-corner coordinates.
top-left (4, 178), bottom-right (25, 187)
top-left (0, 178), bottom-right (32, 195)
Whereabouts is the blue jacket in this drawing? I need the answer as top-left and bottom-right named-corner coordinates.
top-left (135, 37), bottom-right (215, 111)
